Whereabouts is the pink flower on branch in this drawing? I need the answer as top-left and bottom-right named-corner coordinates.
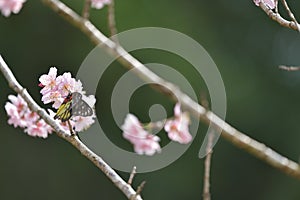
top-left (0, 0), bottom-right (26, 17)
top-left (5, 94), bottom-right (53, 138)
top-left (5, 67), bottom-right (96, 138)
top-left (121, 114), bottom-right (161, 156)
top-left (253, 0), bottom-right (276, 9)
top-left (38, 67), bottom-right (96, 132)
top-left (164, 103), bottom-right (192, 144)
top-left (91, 0), bottom-right (111, 9)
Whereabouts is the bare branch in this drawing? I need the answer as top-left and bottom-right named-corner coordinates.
top-left (135, 181), bottom-right (146, 197)
top-left (41, 0), bottom-right (300, 179)
top-left (82, 0), bottom-right (91, 19)
top-left (202, 132), bottom-right (214, 200)
top-left (280, 0), bottom-right (300, 32)
top-left (279, 65), bottom-right (300, 71)
top-left (107, 0), bottom-right (119, 43)
top-left (0, 55), bottom-right (142, 200)
top-left (258, 2), bottom-right (300, 31)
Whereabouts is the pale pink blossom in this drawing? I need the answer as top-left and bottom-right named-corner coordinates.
top-left (164, 103), bottom-right (192, 144)
top-left (38, 67), bottom-right (96, 132)
top-left (56, 72), bottom-right (76, 97)
top-left (42, 91), bottom-right (64, 109)
top-left (253, 0), bottom-right (276, 9)
top-left (5, 94), bottom-right (28, 128)
top-left (24, 111), bottom-right (40, 123)
top-left (5, 67), bottom-right (96, 137)
top-left (0, 0), bottom-right (26, 17)
top-left (73, 116), bottom-right (95, 132)
top-left (39, 67), bottom-right (58, 95)
top-left (133, 134), bottom-right (161, 156)
top-left (5, 94), bottom-right (53, 138)
top-left (25, 120), bottom-right (52, 139)
top-left (121, 114), bottom-right (161, 155)
top-left (5, 101), bottom-right (25, 128)
top-left (91, 0), bottom-right (111, 9)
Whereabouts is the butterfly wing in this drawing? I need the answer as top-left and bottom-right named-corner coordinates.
top-left (71, 99), bottom-right (93, 117)
top-left (54, 92), bottom-right (93, 122)
top-left (54, 100), bottom-right (72, 122)
top-left (71, 92), bottom-right (93, 117)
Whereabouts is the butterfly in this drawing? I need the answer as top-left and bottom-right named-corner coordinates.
top-left (54, 92), bottom-right (93, 122)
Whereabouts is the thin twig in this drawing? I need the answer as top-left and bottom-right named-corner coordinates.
top-left (200, 91), bottom-right (210, 110)
top-left (202, 132), bottom-right (214, 200)
top-left (0, 55), bottom-right (142, 200)
top-left (279, 65), bottom-right (300, 71)
top-left (258, 2), bottom-right (300, 32)
top-left (82, 0), bottom-right (91, 19)
top-left (41, 0), bottom-right (300, 179)
top-left (280, 0), bottom-right (300, 32)
top-left (107, 0), bottom-right (119, 43)
top-left (128, 166), bottom-right (137, 185)
top-left (135, 181), bottom-right (146, 196)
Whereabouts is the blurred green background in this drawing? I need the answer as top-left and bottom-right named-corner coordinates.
top-left (1, 0), bottom-right (300, 199)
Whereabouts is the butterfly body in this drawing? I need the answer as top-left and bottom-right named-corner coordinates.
top-left (54, 92), bottom-right (93, 122)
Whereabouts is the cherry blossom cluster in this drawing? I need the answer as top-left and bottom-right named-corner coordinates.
top-left (5, 67), bottom-right (96, 138)
top-left (39, 67), bottom-right (96, 132)
top-left (5, 94), bottom-right (53, 138)
top-left (121, 103), bottom-right (193, 156)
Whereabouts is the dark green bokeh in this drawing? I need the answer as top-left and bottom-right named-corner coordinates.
top-left (1, 0), bottom-right (300, 199)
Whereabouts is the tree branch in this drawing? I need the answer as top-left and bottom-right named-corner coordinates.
top-left (258, 2), bottom-right (300, 31)
top-left (202, 132), bottom-right (214, 200)
top-left (0, 55), bottom-right (142, 200)
top-left (40, 0), bottom-right (300, 179)
top-left (280, 0), bottom-right (300, 32)
top-left (82, 0), bottom-right (91, 19)
top-left (107, 0), bottom-right (119, 43)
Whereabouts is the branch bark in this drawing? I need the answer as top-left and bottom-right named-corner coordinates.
top-left (202, 132), bottom-right (214, 200)
top-left (40, 0), bottom-right (300, 179)
top-left (0, 56), bottom-right (142, 200)
top-left (107, 0), bottom-right (119, 43)
top-left (258, 2), bottom-right (300, 31)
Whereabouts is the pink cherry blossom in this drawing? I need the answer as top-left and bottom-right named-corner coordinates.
top-left (91, 0), bottom-right (111, 9)
top-left (73, 116), bottom-right (95, 132)
top-left (133, 134), bottom-right (161, 156)
top-left (121, 114), bottom-right (161, 155)
top-left (253, 0), bottom-right (276, 9)
top-left (41, 90), bottom-right (63, 109)
top-left (25, 120), bottom-right (52, 139)
top-left (39, 67), bottom-right (58, 95)
top-left (5, 94), bottom-right (28, 128)
top-left (5, 101), bottom-right (25, 128)
top-left (5, 94), bottom-right (53, 138)
top-left (164, 103), bottom-right (192, 144)
top-left (38, 67), bottom-right (96, 132)
top-left (5, 67), bottom-right (96, 138)
top-left (55, 72), bottom-right (76, 96)
top-left (0, 0), bottom-right (26, 17)
top-left (122, 114), bottom-right (148, 142)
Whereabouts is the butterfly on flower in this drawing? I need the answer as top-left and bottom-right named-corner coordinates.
top-left (54, 92), bottom-right (93, 122)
